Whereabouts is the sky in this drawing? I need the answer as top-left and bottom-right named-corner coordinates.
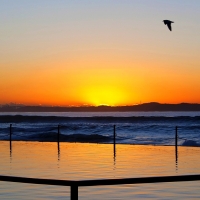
top-left (1, 0), bottom-right (200, 106)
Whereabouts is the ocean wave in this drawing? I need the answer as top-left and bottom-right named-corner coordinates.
top-left (1, 115), bottom-right (200, 123)
top-left (1, 133), bottom-right (200, 147)
top-left (0, 114), bottom-right (200, 147)
top-left (181, 140), bottom-right (200, 147)
top-left (4, 133), bottom-right (113, 143)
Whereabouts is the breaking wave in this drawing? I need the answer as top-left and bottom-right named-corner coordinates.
top-left (0, 113), bottom-right (200, 146)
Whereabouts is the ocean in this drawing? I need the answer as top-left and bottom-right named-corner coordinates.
top-left (0, 111), bottom-right (200, 146)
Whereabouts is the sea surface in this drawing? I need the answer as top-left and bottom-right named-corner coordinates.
top-left (0, 111), bottom-right (200, 146)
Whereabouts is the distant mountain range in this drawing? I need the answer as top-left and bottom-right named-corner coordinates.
top-left (1, 102), bottom-right (200, 112)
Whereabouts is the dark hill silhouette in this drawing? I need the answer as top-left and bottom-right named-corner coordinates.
top-left (1, 102), bottom-right (200, 112)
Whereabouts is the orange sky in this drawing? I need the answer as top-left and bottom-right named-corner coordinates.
top-left (1, 1), bottom-right (200, 106)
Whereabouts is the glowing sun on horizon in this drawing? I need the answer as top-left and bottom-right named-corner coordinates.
top-left (83, 86), bottom-right (128, 106)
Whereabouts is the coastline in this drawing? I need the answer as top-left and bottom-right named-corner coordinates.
top-left (1, 102), bottom-right (200, 112)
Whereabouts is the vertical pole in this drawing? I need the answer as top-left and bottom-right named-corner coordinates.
top-left (10, 124), bottom-right (12, 151)
top-left (57, 125), bottom-right (60, 152)
top-left (175, 126), bottom-right (178, 162)
top-left (58, 125), bottom-right (60, 144)
top-left (71, 185), bottom-right (78, 200)
top-left (113, 125), bottom-right (116, 157)
top-left (175, 126), bottom-right (178, 148)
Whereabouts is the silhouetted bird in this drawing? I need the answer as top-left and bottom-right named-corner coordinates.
top-left (163, 20), bottom-right (174, 31)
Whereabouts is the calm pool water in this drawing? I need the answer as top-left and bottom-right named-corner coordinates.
top-left (0, 141), bottom-right (200, 199)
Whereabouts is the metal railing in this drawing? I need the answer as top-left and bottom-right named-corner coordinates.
top-left (1, 174), bottom-right (200, 200)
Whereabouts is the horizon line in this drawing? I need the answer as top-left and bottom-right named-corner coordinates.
top-left (1, 102), bottom-right (200, 108)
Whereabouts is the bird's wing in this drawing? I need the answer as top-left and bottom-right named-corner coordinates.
top-left (167, 23), bottom-right (172, 31)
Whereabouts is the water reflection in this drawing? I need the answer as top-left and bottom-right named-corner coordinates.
top-left (113, 144), bottom-right (116, 171)
top-left (175, 145), bottom-right (178, 172)
top-left (10, 146), bottom-right (12, 163)
top-left (2, 142), bottom-right (200, 182)
top-left (57, 143), bottom-right (60, 161)
top-left (113, 143), bottom-right (116, 159)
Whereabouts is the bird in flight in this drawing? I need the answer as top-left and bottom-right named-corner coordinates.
top-left (163, 20), bottom-right (174, 31)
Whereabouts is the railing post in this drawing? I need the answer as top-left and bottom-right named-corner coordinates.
top-left (71, 185), bottom-right (78, 200)
top-left (57, 125), bottom-right (60, 156)
top-left (113, 125), bottom-right (116, 156)
top-left (57, 125), bottom-right (60, 144)
top-left (57, 125), bottom-right (60, 160)
top-left (9, 124), bottom-right (12, 151)
top-left (57, 125), bottom-right (60, 146)
top-left (113, 125), bottom-right (116, 144)
top-left (175, 126), bottom-right (178, 148)
top-left (175, 126), bottom-right (178, 162)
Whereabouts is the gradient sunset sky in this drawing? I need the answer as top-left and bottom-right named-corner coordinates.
top-left (1, 0), bottom-right (200, 106)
